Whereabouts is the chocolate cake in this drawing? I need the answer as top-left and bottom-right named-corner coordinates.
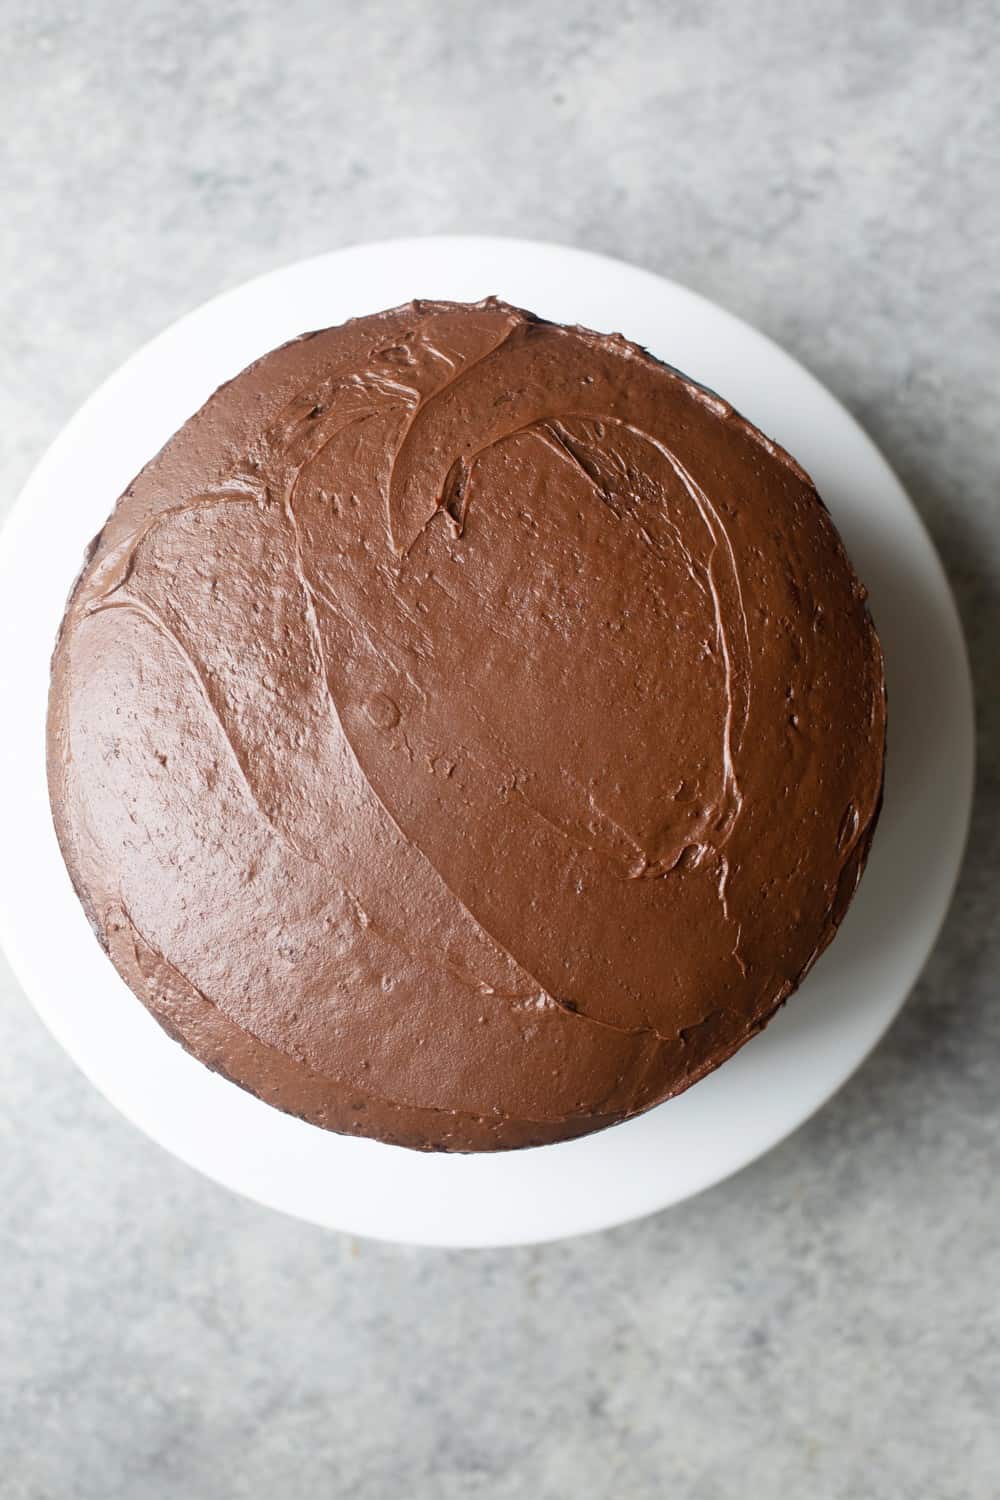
top-left (47, 298), bottom-right (886, 1151)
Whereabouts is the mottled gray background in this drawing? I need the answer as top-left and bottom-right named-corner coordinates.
top-left (2, 3), bottom-right (998, 1496)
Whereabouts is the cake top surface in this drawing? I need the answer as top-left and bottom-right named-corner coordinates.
top-left (47, 299), bottom-right (885, 1150)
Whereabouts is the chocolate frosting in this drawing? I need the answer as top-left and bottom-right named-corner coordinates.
top-left (47, 299), bottom-right (886, 1150)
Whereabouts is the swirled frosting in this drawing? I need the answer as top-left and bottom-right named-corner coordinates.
top-left (47, 299), bottom-right (886, 1150)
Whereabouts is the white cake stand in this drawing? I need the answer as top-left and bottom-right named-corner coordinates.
top-left (0, 238), bottom-right (973, 1247)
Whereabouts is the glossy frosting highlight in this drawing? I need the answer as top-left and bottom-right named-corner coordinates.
top-left (47, 299), bottom-right (886, 1150)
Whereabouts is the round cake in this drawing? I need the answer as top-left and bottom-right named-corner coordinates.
top-left (47, 298), bottom-right (886, 1151)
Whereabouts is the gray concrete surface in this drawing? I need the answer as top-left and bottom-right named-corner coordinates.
top-left (2, 3), bottom-right (998, 1496)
